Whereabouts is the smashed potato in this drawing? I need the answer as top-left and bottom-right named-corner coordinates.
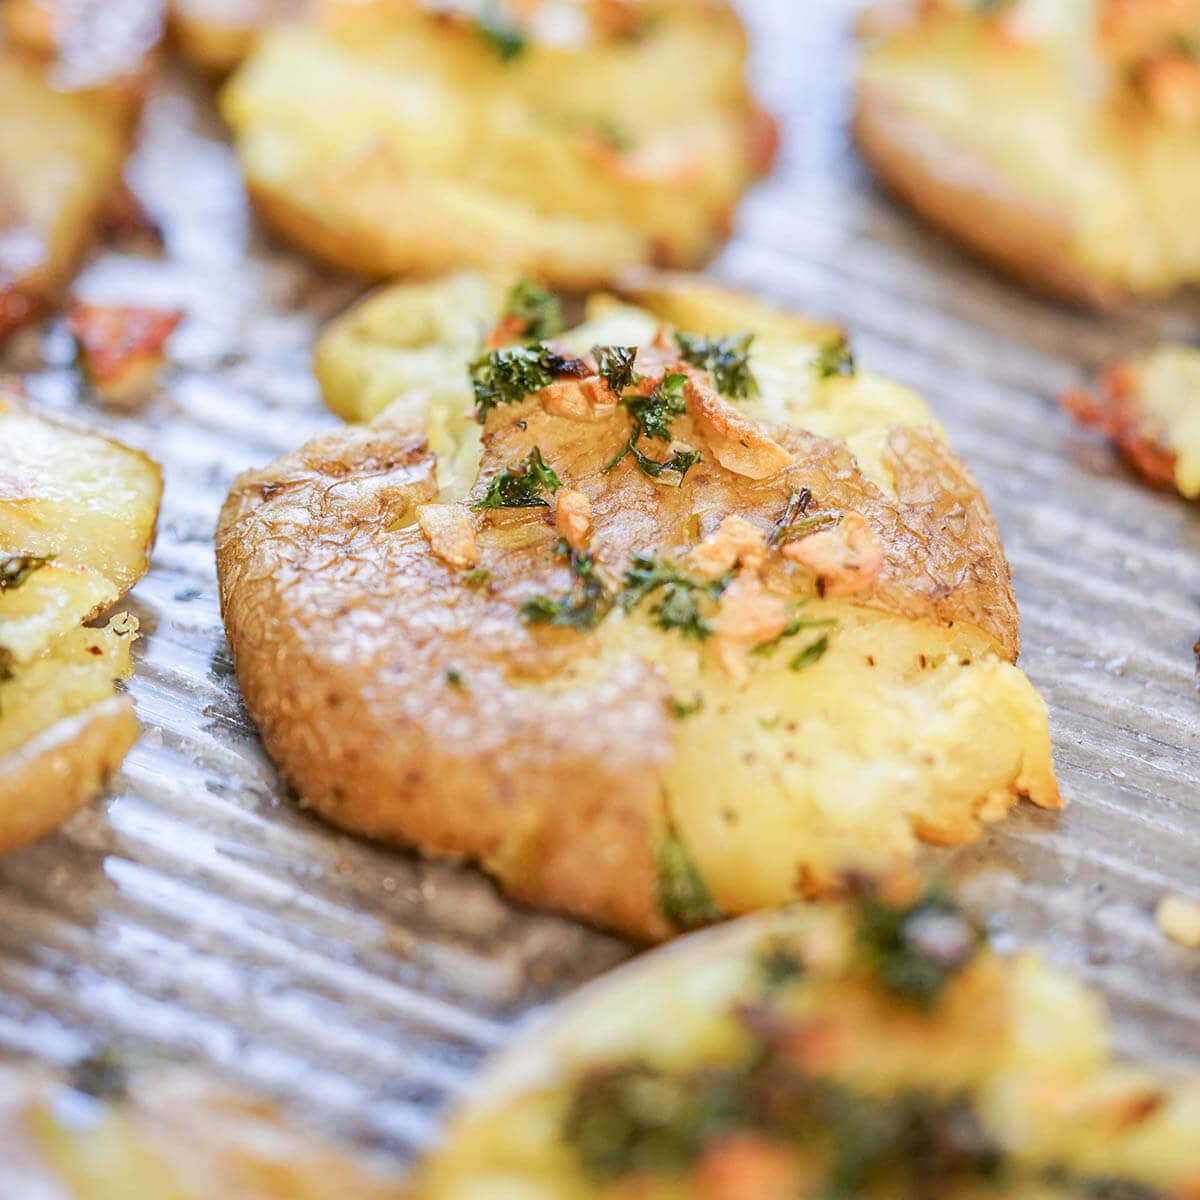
top-left (0, 1057), bottom-right (403, 1198)
top-left (219, 274), bottom-right (1057, 941)
top-left (413, 883), bottom-right (1200, 1198)
top-left (0, 0), bottom-right (164, 338)
top-left (220, 0), bottom-right (777, 287)
top-left (856, 0), bottom-right (1200, 305)
top-left (1064, 344), bottom-right (1200, 500)
top-left (0, 396), bottom-right (162, 851)
top-left (171, 0), bottom-right (303, 71)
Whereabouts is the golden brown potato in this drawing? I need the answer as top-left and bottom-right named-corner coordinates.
top-left (1064, 344), bottom-right (1200, 500)
top-left (171, 0), bottom-right (305, 71)
top-left (220, 0), bottom-right (777, 288)
top-left (855, 1), bottom-right (1200, 306)
top-left (0, 396), bottom-right (162, 852)
top-left (219, 275), bottom-right (1057, 942)
top-left (0, 0), bottom-right (164, 339)
top-left (0, 1057), bottom-right (404, 1198)
top-left (413, 882), bottom-right (1200, 1198)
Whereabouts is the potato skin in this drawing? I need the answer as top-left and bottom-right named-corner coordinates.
top-left (0, 695), bottom-right (138, 854)
top-left (217, 283), bottom-right (1053, 939)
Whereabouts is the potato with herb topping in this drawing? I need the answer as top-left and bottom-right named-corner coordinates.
top-left (217, 274), bottom-right (1058, 942)
top-left (0, 395), bottom-right (161, 851)
top-left (0, 1055), bottom-right (404, 1198)
top-left (219, 0), bottom-right (777, 288)
top-left (412, 882), bottom-right (1200, 1198)
top-left (856, 0), bottom-right (1200, 306)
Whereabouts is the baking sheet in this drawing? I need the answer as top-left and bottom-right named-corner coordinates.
top-left (2, 0), bottom-right (1198, 1163)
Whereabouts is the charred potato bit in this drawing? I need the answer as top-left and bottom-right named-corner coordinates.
top-left (219, 0), bottom-right (777, 287)
top-left (856, 0), bottom-right (1200, 304)
top-left (412, 885), bottom-right (1200, 1198)
top-left (0, 396), bottom-right (162, 851)
top-left (218, 275), bottom-right (1057, 941)
top-left (1063, 344), bottom-right (1200, 499)
top-left (67, 301), bottom-right (182, 404)
top-left (0, 0), bottom-right (164, 340)
top-left (0, 1060), bottom-right (404, 1197)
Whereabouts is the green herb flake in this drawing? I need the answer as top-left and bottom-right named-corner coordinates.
top-left (812, 335), bottom-right (856, 380)
top-left (667, 694), bottom-right (704, 720)
top-left (789, 634), bottom-right (830, 672)
top-left (591, 117), bottom-right (634, 152)
top-left (674, 331), bottom-right (759, 400)
top-left (604, 372), bottom-right (699, 483)
top-left (657, 833), bottom-right (723, 930)
top-left (471, 344), bottom-right (572, 423)
top-left (758, 942), bottom-right (805, 989)
top-left (620, 555), bottom-right (727, 641)
top-left (0, 555), bottom-right (52, 591)
top-left (475, 10), bottom-right (527, 61)
top-left (521, 540), bottom-right (614, 632)
top-left (472, 447), bottom-right (562, 510)
top-left (445, 668), bottom-right (466, 689)
top-left (752, 612), bottom-right (837, 657)
top-left (462, 567), bottom-right (491, 588)
top-left (503, 279), bottom-right (563, 342)
top-left (856, 884), bottom-right (985, 1009)
top-left (592, 345), bottom-right (639, 396)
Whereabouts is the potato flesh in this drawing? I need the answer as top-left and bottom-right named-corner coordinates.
top-left (0, 53), bottom-right (129, 334)
top-left (1128, 344), bottom-right (1200, 499)
top-left (859, 15), bottom-right (1200, 294)
top-left (0, 619), bottom-right (135, 756)
top-left (0, 405), bottom-right (162, 597)
top-left (0, 561), bottom-right (118, 665)
top-left (630, 604), bottom-right (1055, 912)
top-left (414, 909), bottom-right (1200, 1198)
top-left (221, 3), bottom-right (765, 283)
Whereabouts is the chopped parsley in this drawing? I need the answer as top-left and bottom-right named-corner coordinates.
top-left (462, 567), bottom-right (491, 588)
top-left (472, 344), bottom-right (581, 422)
top-left (768, 488), bottom-right (838, 548)
top-left (856, 884), bottom-right (984, 1010)
top-left (621, 555), bottom-right (728, 641)
top-left (758, 942), bottom-right (805, 989)
top-left (790, 634), bottom-right (830, 671)
top-left (591, 117), bottom-right (633, 152)
top-left (503, 279), bottom-right (564, 342)
top-left (521, 540), bottom-right (614, 632)
top-left (445, 667), bottom-right (466, 689)
top-left (472, 447), bottom-right (562, 510)
top-left (0, 555), bottom-right (52, 591)
top-left (752, 611), bottom-right (837, 656)
top-left (657, 832), bottom-right (723, 930)
top-left (812, 335), bottom-right (856, 380)
top-left (674, 331), bottom-right (759, 400)
top-left (475, 9), bottom-right (527, 61)
top-left (604, 372), bottom-right (700, 483)
top-left (592, 344), bottom-right (639, 395)
top-left (667, 694), bottom-right (704, 720)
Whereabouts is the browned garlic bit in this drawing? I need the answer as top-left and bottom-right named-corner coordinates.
top-left (683, 370), bottom-right (789, 480)
top-left (416, 503), bottom-right (478, 569)
top-left (782, 511), bottom-right (884, 597)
